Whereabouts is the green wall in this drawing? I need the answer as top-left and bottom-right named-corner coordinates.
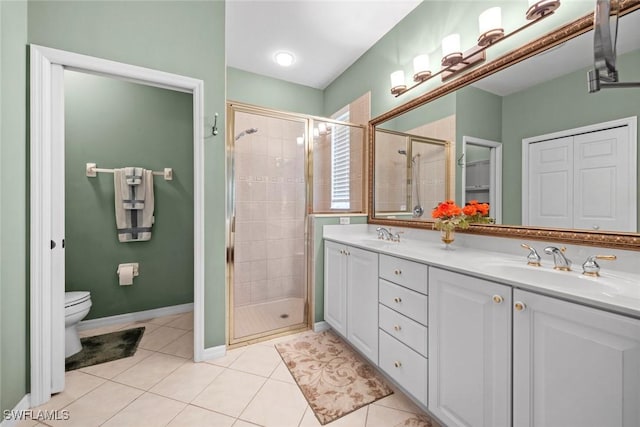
top-left (228, 67), bottom-right (324, 116)
top-left (28, 0), bottom-right (227, 349)
top-left (455, 86), bottom-right (503, 202)
top-left (65, 71), bottom-right (194, 319)
top-left (1, 0), bottom-right (28, 415)
top-left (501, 49), bottom-right (640, 225)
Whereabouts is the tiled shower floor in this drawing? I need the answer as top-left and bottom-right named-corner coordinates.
top-left (233, 297), bottom-right (305, 340)
top-left (19, 311), bottom-right (435, 427)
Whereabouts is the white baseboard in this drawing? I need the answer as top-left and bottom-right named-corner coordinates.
top-left (77, 303), bottom-right (194, 331)
top-left (313, 321), bottom-right (330, 332)
top-left (201, 344), bottom-right (226, 361)
top-left (1, 394), bottom-right (31, 427)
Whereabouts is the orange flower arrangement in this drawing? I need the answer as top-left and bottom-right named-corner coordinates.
top-left (432, 199), bottom-right (493, 232)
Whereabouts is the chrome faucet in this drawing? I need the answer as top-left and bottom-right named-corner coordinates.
top-left (582, 255), bottom-right (617, 277)
top-left (376, 227), bottom-right (392, 240)
top-left (521, 243), bottom-right (541, 266)
top-left (376, 227), bottom-right (403, 242)
top-left (544, 246), bottom-right (572, 271)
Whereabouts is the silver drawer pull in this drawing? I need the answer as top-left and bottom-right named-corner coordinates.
top-left (394, 361), bottom-right (402, 368)
top-left (393, 297), bottom-right (402, 303)
top-left (394, 269), bottom-right (402, 275)
top-left (393, 325), bottom-right (402, 331)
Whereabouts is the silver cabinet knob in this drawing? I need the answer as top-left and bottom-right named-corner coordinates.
top-left (393, 325), bottom-right (402, 331)
top-left (393, 297), bottom-right (402, 303)
top-left (394, 361), bottom-right (402, 368)
top-left (394, 269), bottom-right (402, 275)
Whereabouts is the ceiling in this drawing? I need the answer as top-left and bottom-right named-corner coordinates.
top-left (225, 0), bottom-right (423, 89)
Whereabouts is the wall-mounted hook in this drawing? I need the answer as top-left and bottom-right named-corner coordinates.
top-left (457, 153), bottom-right (465, 166)
top-left (211, 113), bottom-right (219, 136)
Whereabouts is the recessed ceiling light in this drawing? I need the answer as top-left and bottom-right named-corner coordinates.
top-left (274, 51), bottom-right (295, 67)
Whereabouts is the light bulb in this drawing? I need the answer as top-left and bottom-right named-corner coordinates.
top-left (390, 70), bottom-right (407, 95)
top-left (274, 51), bottom-right (295, 67)
top-left (413, 54), bottom-right (431, 82)
top-left (442, 34), bottom-right (461, 57)
top-left (478, 7), bottom-right (504, 46)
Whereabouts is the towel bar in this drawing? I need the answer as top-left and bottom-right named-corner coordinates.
top-left (86, 163), bottom-right (173, 180)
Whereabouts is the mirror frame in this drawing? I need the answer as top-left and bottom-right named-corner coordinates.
top-left (368, 1), bottom-right (640, 251)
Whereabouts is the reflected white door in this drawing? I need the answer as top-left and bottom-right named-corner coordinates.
top-left (573, 127), bottom-right (632, 231)
top-left (527, 136), bottom-right (573, 228)
top-left (525, 120), bottom-right (636, 232)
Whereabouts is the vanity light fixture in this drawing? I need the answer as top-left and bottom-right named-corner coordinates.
top-left (390, 70), bottom-right (407, 95)
top-left (413, 54), bottom-right (432, 82)
top-left (526, 0), bottom-right (561, 21)
top-left (441, 34), bottom-right (463, 67)
top-left (478, 7), bottom-right (504, 46)
top-left (390, 1), bottom-right (561, 96)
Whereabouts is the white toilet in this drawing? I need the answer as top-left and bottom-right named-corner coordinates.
top-left (65, 291), bottom-right (92, 357)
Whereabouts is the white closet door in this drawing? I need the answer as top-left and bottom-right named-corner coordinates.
top-left (527, 136), bottom-right (573, 228)
top-left (573, 126), bottom-right (634, 232)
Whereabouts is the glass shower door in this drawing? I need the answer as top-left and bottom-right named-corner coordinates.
top-left (229, 108), bottom-right (308, 344)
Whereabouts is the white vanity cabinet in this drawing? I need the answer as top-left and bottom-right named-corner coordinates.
top-left (513, 289), bottom-right (640, 427)
top-left (428, 267), bottom-right (512, 427)
top-left (378, 254), bottom-right (429, 404)
top-left (324, 240), bottom-right (379, 363)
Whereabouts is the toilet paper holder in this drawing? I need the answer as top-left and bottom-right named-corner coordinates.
top-left (117, 263), bottom-right (139, 281)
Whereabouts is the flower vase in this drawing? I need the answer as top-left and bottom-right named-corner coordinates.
top-left (441, 228), bottom-right (455, 249)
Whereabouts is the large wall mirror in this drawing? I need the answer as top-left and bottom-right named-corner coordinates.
top-left (369, 3), bottom-right (640, 249)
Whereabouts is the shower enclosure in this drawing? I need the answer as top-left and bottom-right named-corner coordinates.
top-left (227, 104), bottom-right (309, 344)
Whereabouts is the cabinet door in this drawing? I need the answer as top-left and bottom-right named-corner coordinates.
top-left (514, 289), bottom-right (640, 427)
top-left (429, 268), bottom-right (512, 427)
top-left (347, 246), bottom-right (379, 363)
top-left (324, 241), bottom-right (347, 337)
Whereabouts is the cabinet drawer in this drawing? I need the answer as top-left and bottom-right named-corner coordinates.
top-left (379, 330), bottom-right (428, 404)
top-left (379, 254), bottom-right (428, 294)
top-left (379, 279), bottom-right (428, 325)
top-left (379, 304), bottom-right (428, 356)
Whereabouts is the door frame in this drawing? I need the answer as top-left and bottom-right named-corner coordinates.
top-left (461, 136), bottom-right (503, 224)
top-left (522, 116), bottom-right (637, 227)
top-left (30, 45), bottom-right (205, 406)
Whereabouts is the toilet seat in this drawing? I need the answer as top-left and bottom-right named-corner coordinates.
top-left (65, 291), bottom-right (91, 308)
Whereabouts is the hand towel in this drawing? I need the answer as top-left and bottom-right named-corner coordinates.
top-left (114, 169), bottom-right (155, 242)
top-left (120, 167), bottom-right (145, 210)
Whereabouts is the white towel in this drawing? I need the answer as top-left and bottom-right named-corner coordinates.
top-left (125, 167), bottom-right (143, 185)
top-left (114, 169), bottom-right (155, 242)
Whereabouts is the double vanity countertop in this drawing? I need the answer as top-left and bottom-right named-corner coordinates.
top-left (323, 224), bottom-right (640, 319)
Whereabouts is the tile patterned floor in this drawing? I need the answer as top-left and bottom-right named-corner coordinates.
top-left (20, 312), bottom-right (433, 427)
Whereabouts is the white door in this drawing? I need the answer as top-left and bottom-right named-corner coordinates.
top-left (524, 118), bottom-right (636, 231)
top-left (428, 268), bottom-right (512, 427)
top-left (513, 289), bottom-right (640, 427)
top-left (527, 136), bottom-right (573, 228)
top-left (573, 127), bottom-right (633, 231)
top-left (324, 241), bottom-right (347, 336)
top-left (51, 64), bottom-right (66, 393)
top-left (347, 246), bottom-right (378, 363)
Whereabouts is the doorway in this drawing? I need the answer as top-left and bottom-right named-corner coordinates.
top-left (30, 45), bottom-right (205, 406)
top-left (227, 104), bottom-right (310, 345)
top-left (461, 136), bottom-right (503, 224)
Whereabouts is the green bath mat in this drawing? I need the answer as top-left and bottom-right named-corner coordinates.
top-left (65, 326), bottom-right (145, 371)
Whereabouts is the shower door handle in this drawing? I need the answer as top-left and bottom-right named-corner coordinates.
top-left (50, 240), bottom-right (56, 249)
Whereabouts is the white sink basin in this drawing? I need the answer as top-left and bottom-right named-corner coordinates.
top-left (487, 262), bottom-right (640, 298)
top-left (358, 239), bottom-right (399, 249)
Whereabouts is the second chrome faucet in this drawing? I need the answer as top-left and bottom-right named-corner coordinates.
top-left (544, 246), bottom-right (572, 271)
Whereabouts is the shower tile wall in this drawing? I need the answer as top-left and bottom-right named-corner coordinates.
top-left (374, 132), bottom-right (408, 212)
top-left (233, 112), bottom-right (306, 308)
top-left (409, 114), bottom-right (456, 201)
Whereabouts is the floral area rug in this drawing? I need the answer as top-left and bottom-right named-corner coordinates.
top-left (275, 330), bottom-right (394, 425)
